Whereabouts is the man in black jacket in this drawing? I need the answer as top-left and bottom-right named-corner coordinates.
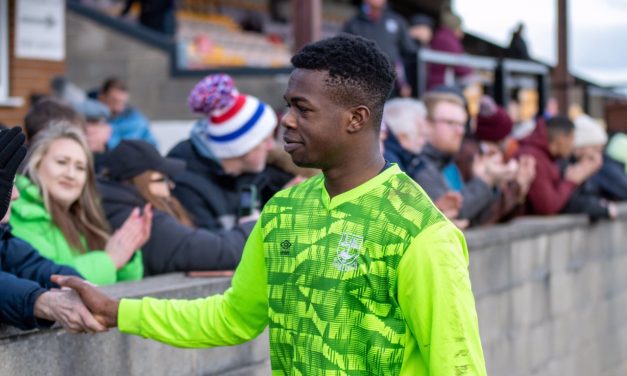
top-left (98, 140), bottom-right (254, 275)
top-left (169, 74), bottom-right (292, 231)
top-left (343, 0), bottom-right (416, 97)
top-left (0, 127), bottom-right (104, 332)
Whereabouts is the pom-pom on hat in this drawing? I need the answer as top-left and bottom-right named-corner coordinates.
top-left (573, 114), bottom-right (608, 148)
top-left (187, 74), bottom-right (277, 159)
top-left (475, 96), bottom-right (513, 143)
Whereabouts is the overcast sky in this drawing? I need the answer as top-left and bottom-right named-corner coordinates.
top-left (454, 0), bottom-right (627, 87)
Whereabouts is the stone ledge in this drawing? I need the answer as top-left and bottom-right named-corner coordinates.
top-left (0, 273), bottom-right (232, 341)
top-left (463, 204), bottom-right (627, 250)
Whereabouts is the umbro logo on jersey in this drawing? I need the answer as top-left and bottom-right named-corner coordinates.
top-left (280, 240), bottom-right (292, 255)
top-left (333, 233), bottom-right (363, 271)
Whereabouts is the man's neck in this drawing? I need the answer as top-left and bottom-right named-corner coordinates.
top-left (322, 149), bottom-right (385, 199)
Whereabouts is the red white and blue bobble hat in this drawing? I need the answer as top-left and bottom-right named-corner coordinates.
top-left (188, 74), bottom-right (277, 159)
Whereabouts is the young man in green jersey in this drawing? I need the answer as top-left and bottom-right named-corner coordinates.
top-left (53, 34), bottom-right (487, 375)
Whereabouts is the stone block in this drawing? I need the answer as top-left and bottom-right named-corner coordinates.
top-left (551, 314), bottom-right (576, 358)
top-left (567, 227), bottom-right (589, 271)
top-left (509, 329), bottom-right (531, 373)
top-left (548, 273), bottom-right (574, 318)
top-left (510, 239), bottom-right (536, 283)
top-left (572, 342), bottom-right (602, 376)
top-left (476, 291), bottom-right (510, 345)
top-left (529, 322), bottom-right (553, 371)
top-left (468, 245), bottom-right (512, 297)
top-left (548, 231), bottom-right (571, 273)
top-left (483, 338), bottom-right (511, 376)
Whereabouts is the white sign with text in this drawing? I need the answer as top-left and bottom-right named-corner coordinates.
top-left (15, 0), bottom-right (65, 61)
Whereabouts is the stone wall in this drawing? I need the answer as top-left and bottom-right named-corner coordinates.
top-left (0, 275), bottom-right (271, 376)
top-left (2, 204), bottom-right (627, 375)
top-left (467, 204), bottom-right (627, 376)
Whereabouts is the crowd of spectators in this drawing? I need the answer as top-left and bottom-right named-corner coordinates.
top-left (1, 0), bottom-right (626, 339)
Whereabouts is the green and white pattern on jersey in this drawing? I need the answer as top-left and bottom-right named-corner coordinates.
top-left (260, 165), bottom-right (447, 375)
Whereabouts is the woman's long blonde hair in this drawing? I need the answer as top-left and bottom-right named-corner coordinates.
top-left (25, 121), bottom-right (110, 253)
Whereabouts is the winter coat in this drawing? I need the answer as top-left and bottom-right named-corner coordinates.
top-left (454, 137), bottom-right (525, 225)
top-left (383, 132), bottom-right (424, 178)
top-left (517, 119), bottom-right (577, 215)
top-left (0, 224), bottom-right (81, 330)
top-left (107, 107), bottom-right (158, 150)
top-left (98, 179), bottom-right (253, 276)
top-left (586, 155), bottom-right (627, 201)
top-left (9, 175), bottom-right (143, 285)
top-left (413, 143), bottom-right (497, 222)
top-left (343, 7), bottom-right (416, 66)
top-left (427, 26), bottom-right (473, 89)
top-left (167, 139), bottom-right (292, 231)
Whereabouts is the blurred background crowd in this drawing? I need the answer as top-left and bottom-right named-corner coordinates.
top-left (1, 0), bottom-right (626, 331)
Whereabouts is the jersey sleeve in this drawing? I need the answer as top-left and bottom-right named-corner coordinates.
top-left (397, 220), bottom-right (487, 375)
top-left (117, 221), bottom-right (269, 348)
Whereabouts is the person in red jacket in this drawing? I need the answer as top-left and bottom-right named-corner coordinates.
top-left (427, 12), bottom-right (473, 90)
top-left (518, 116), bottom-right (598, 215)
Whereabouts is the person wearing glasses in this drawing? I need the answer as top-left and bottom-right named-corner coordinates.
top-left (98, 140), bottom-right (253, 276)
top-left (413, 91), bottom-right (512, 226)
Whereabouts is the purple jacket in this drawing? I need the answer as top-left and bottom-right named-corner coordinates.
top-left (427, 26), bottom-right (473, 89)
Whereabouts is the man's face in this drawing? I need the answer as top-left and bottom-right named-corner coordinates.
top-left (427, 101), bottom-right (467, 155)
top-left (100, 88), bottom-right (129, 116)
top-left (550, 132), bottom-right (574, 159)
top-left (365, 0), bottom-right (386, 9)
top-left (281, 69), bottom-right (349, 169)
top-left (1, 185), bottom-right (19, 224)
top-left (409, 25), bottom-right (432, 45)
top-left (241, 135), bottom-right (275, 173)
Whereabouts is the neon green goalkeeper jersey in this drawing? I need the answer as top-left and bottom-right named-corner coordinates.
top-left (118, 165), bottom-right (486, 375)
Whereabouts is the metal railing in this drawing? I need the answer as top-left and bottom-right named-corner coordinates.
top-left (415, 48), bottom-right (550, 115)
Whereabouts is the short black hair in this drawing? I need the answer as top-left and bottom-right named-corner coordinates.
top-left (547, 116), bottom-right (574, 141)
top-left (100, 77), bottom-right (128, 95)
top-left (24, 98), bottom-right (84, 141)
top-left (290, 34), bottom-right (395, 129)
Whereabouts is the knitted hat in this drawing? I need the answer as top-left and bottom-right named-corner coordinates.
top-left (73, 99), bottom-right (110, 121)
top-left (475, 97), bottom-right (513, 142)
top-left (607, 133), bottom-right (627, 173)
top-left (410, 14), bottom-right (434, 28)
top-left (573, 114), bottom-right (607, 148)
top-left (187, 74), bottom-right (277, 159)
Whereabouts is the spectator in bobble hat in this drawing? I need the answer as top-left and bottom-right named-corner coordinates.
top-left (558, 115), bottom-right (620, 219)
top-left (596, 133), bottom-right (627, 201)
top-left (98, 140), bottom-right (253, 275)
top-left (168, 74), bottom-right (292, 231)
top-left (456, 97), bottom-right (536, 225)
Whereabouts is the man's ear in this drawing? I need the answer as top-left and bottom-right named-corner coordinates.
top-left (346, 105), bottom-right (371, 134)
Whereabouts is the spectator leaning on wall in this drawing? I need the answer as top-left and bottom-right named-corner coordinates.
top-left (51, 35), bottom-right (487, 376)
top-left (0, 127), bottom-right (104, 333)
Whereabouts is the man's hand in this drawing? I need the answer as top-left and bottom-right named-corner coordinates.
top-left (105, 204), bottom-right (153, 269)
top-left (33, 289), bottom-right (108, 333)
top-left (515, 155), bottom-right (537, 198)
top-left (0, 127), bottom-right (27, 220)
top-left (435, 191), bottom-right (463, 219)
top-left (51, 275), bottom-right (120, 328)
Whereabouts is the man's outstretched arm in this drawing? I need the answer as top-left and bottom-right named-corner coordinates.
top-left (398, 221), bottom-right (487, 375)
top-left (52, 221), bottom-right (269, 347)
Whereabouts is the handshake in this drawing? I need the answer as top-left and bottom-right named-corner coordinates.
top-left (34, 275), bottom-right (120, 333)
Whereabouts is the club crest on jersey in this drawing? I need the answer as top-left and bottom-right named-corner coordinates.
top-left (333, 233), bottom-right (363, 271)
